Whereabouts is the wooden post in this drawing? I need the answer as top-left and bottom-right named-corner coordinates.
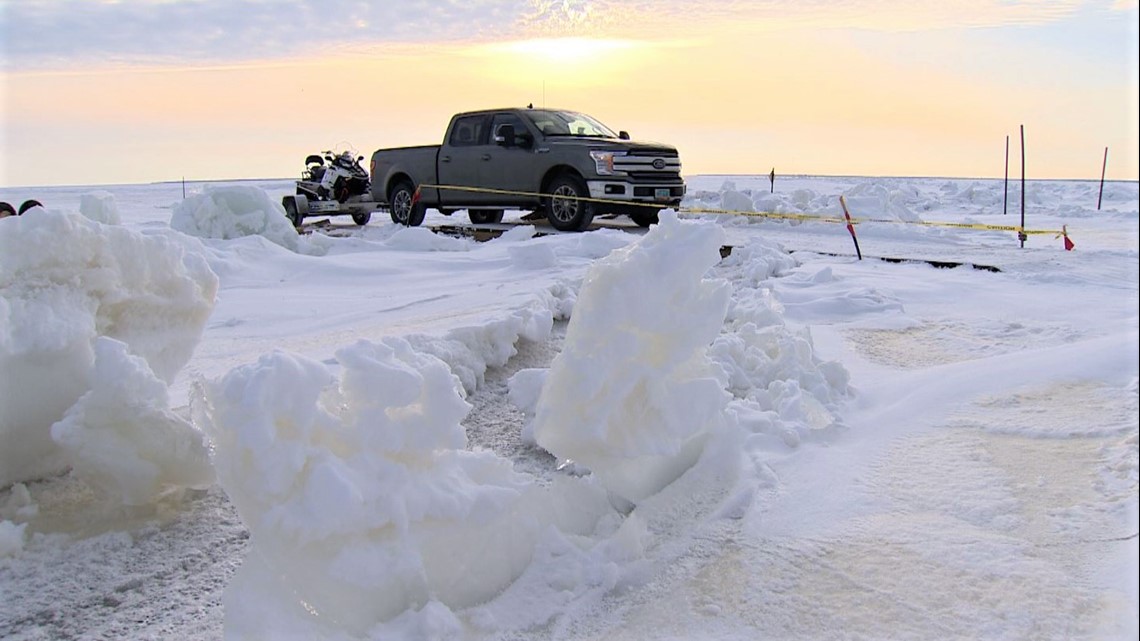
top-left (769, 168), bottom-right (775, 193)
top-left (1019, 125), bottom-right (1026, 249)
top-left (1097, 147), bottom-right (1108, 210)
top-left (1003, 135), bottom-right (1009, 216)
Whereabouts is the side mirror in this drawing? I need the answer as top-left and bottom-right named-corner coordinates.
top-left (619, 130), bottom-right (630, 140)
top-left (517, 133), bottom-right (534, 149)
top-left (495, 124), bottom-right (516, 147)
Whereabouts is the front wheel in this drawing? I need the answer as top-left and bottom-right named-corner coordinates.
top-left (468, 210), bottom-right (504, 225)
top-left (389, 181), bottom-right (425, 227)
top-left (351, 212), bottom-right (372, 226)
top-left (544, 174), bottom-right (594, 232)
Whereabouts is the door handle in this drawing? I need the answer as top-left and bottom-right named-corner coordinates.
top-left (481, 154), bottom-right (492, 161)
top-left (441, 156), bottom-right (451, 163)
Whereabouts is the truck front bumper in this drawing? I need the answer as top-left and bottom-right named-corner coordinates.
top-left (586, 180), bottom-right (686, 206)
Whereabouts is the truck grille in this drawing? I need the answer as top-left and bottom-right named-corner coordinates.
top-left (615, 154), bottom-right (681, 176)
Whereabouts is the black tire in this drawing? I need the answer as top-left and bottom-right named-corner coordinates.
top-left (282, 198), bottom-right (304, 227)
top-left (389, 181), bottom-right (425, 227)
top-left (18, 199), bottom-right (42, 215)
top-left (0, 202), bottom-right (15, 217)
top-left (544, 174), bottom-right (594, 232)
top-left (351, 212), bottom-right (372, 225)
top-left (468, 210), bottom-right (504, 225)
top-left (629, 209), bottom-right (659, 227)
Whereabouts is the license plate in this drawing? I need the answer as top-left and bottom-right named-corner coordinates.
top-left (654, 188), bottom-right (671, 201)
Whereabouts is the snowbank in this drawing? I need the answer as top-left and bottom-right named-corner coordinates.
top-left (51, 337), bottom-right (214, 505)
top-left (172, 185), bottom-right (300, 251)
top-left (532, 211), bottom-right (734, 505)
top-left (0, 209), bottom-right (218, 486)
top-left (189, 211), bottom-right (778, 635)
top-left (194, 340), bottom-right (613, 636)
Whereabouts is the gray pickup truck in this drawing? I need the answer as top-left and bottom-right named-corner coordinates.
top-left (369, 107), bottom-right (685, 232)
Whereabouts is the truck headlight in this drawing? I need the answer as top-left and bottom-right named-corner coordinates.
top-left (590, 150), bottom-right (624, 176)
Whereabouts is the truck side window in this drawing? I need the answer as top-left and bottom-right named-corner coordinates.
top-left (449, 116), bottom-right (486, 147)
top-left (490, 114), bottom-right (527, 145)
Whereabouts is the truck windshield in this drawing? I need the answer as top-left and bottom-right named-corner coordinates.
top-left (524, 110), bottom-right (618, 138)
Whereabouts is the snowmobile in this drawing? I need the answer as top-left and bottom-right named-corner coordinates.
top-left (296, 149), bottom-right (370, 204)
top-left (283, 148), bottom-right (381, 227)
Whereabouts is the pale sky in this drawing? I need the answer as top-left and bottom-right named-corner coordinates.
top-left (1, 0), bottom-right (1137, 187)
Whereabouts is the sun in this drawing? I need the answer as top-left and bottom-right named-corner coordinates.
top-left (466, 37), bottom-right (649, 91)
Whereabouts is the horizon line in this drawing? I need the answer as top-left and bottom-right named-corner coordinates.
top-left (2, 172), bottom-right (1138, 192)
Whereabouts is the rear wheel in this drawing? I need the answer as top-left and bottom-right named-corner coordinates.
top-left (282, 197), bottom-right (304, 227)
top-left (468, 210), bottom-right (504, 225)
top-left (389, 181), bottom-right (425, 227)
top-left (629, 209), bottom-right (659, 227)
top-left (544, 174), bottom-right (594, 232)
top-left (18, 199), bottom-right (42, 215)
top-left (0, 202), bottom-right (15, 217)
top-left (351, 212), bottom-right (372, 225)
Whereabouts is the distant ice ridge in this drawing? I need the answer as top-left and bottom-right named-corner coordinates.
top-left (682, 176), bottom-right (1134, 229)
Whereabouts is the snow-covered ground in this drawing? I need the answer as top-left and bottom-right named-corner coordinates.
top-left (1, 174), bottom-right (1137, 640)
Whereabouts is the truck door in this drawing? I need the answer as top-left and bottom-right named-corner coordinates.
top-left (437, 114), bottom-right (493, 207)
top-left (481, 112), bottom-right (542, 207)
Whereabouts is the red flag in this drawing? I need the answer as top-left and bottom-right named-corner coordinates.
top-left (1058, 225), bottom-right (1074, 251)
top-left (411, 186), bottom-right (422, 206)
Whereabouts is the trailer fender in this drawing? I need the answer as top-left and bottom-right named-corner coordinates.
top-left (292, 194), bottom-right (311, 215)
top-left (282, 194), bottom-right (309, 227)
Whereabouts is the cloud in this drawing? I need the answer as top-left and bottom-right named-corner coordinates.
top-left (1, 0), bottom-right (1089, 71)
top-left (516, 0), bottom-right (1086, 35)
top-left (2, 0), bottom-right (528, 69)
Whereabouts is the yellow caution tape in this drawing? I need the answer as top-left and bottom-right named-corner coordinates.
top-left (418, 183), bottom-right (1070, 239)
